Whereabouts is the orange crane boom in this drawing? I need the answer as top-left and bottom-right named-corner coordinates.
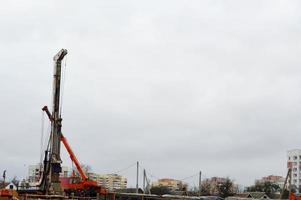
top-left (42, 106), bottom-right (88, 181)
top-left (60, 134), bottom-right (88, 181)
top-left (42, 105), bottom-right (107, 196)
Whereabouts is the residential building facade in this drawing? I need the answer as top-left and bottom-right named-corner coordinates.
top-left (28, 164), bottom-right (69, 186)
top-left (152, 178), bottom-right (187, 192)
top-left (88, 173), bottom-right (127, 191)
top-left (256, 175), bottom-right (285, 189)
top-left (28, 164), bottom-right (42, 183)
top-left (287, 149), bottom-right (301, 192)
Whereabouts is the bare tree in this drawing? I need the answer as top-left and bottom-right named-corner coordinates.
top-left (246, 181), bottom-right (280, 198)
top-left (217, 178), bottom-right (234, 198)
top-left (201, 181), bottom-right (211, 196)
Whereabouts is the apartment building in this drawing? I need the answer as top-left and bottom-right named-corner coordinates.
top-left (28, 164), bottom-right (42, 183)
top-left (256, 175), bottom-right (285, 189)
top-left (287, 149), bottom-right (301, 191)
top-left (152, 178), bottom-right (187, 192)
top-left (28, 164), bottom-right (69, 185)
top-left (88, 173), bottom-right (127, 191)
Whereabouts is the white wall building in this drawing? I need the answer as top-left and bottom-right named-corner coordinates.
top-left (28, 164), bottom-right (43, 184)
top-left (5, 182), bottom-right (17, 190)
top-left (28, 164), bottom-right (69, 186)
top-left (88, 173), bottom-right (127, 191)
top-left (287, 149), bottom-right (301, 192)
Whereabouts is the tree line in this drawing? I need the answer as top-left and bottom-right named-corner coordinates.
top-left (150, 178), bottom-right (288, 199)
top-left (150, 178), bottom-right (236, 198)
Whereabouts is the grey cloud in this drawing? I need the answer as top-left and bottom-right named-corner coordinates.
top-left (1, 0), bottom-right (301, 187)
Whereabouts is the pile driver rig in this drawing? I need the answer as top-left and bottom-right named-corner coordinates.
top-left (38, 49), bottom-right (107, 197)
top-left (39, 49), bottom-right (67, 194)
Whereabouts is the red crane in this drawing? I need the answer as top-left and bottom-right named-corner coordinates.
top-left (60, 134), bottom-right (107, 196)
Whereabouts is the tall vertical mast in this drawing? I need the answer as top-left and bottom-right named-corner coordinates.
top-left (199, 171), bottom-right (202, 196)
top-left (49, 49), bottom-right (67, 194)
top-left (136, 161), bottom-right (139, 193)
top-left (143, 169), bottom-right (145, 193)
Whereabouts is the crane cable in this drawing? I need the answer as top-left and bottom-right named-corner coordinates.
top-left (40, 111), bottom-right (52, 160)
top-left (40, 110), bottom-right (45, 164)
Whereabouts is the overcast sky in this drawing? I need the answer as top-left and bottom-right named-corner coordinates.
top-left (1, 0), bottom-right (301, 188)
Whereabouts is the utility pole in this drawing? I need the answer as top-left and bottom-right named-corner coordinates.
top-left (136, 161), bottom-right (139, 194)
top-left (199, 171), bottom-right (202, 197)
top-left (143, 169), bottom-right (146, 193)
top-left (2, 170), bottom-right (6, 182)
top-left (2, 170), bottom-right (6, 187)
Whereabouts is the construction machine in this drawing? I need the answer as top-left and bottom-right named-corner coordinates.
top-left (38, 49), bottom-right (67, 195)
top-left (42, 106), bottom-right (107, 197)
top-left (38, 49), bottom-right (107, 197)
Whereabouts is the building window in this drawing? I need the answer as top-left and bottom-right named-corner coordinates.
top-left (294, 156), bottom-right (298, 160)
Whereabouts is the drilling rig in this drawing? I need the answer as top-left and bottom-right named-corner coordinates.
top-left (0, 49), bottom-right (110, 200)
top-left (39, 49), bottom-right (68, 195)
top-left (37, 49), bottom-right (108, 197)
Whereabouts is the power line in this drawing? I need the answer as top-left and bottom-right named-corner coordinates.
top-left (138, 163), bottom-right (159, 180)
top-left (112, 162), bottom-right (136, 174)
top-left (180, 172), bottom-right (199, 181)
